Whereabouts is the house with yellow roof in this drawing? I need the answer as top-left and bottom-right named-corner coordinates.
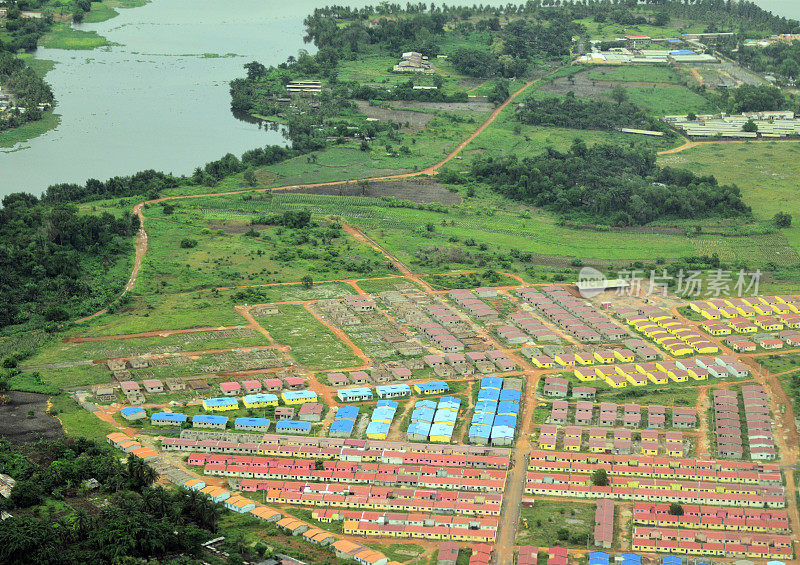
top-left (692, 342), bottom-right (718, 354)
top-left (752, 304), bottom-right (773, 316)
top-left (532, 355), bottom-right (554, 368)
top-left (647, 371), bottom-right (669, 384)
top-left (701, 323), bottom-right (730, 336)
top-left (667, 344), bottom-right (694, 356)
top-left (574, 352), bottom-right (595, 365)
top-left (224, 495), bottom-right (256, 514)
top-left (250, 506), bottom-right (282, 522)
top-left (200, 485), bottom-right (230, 503)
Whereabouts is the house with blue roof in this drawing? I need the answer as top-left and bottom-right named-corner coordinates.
top-left (120, 406), bottom-right (146, 421)
top-left (471, 412), bottom-right (495, 427)
top-left (407, 421), bottom-right (432, 442)
top-left (497, 401), bottom-right (520, 416)
top-left (480, 376), bottom-right (503, 389)
top-left (499, 389), bottom-right (521, 403)
top-left (372, 406), bottom-right (397, 424)
top-left (413, 381), bottom-right (449, 395)
top-left (433, 410), bottom-right (457, 426)
top-left (429, 422), bottom-right (454, 443)
top-left (490, 425), bottom-right (514, 446)
top-left (151, 412), bottom-right (187, 426)
top-left (202, 397), bottom-right (238, 412)
top-left (366, 421), bottom-right (390, 440)
top-left (468, 424), bottom-right (492, 445)
top-left (410, 406), bottom-right (435, 423)
top-left (192, 414), bottom-right (228, 429)
top-left (337, 387), bottom-right (373, 402)
top-left (334, 406), bottom-right (360, 420)
top-left (276, 420), bottom-right (312, 434)
top-left (329, 418), bottom-right (355, 438)
top-left (474, 399), bottom-right (498, 414)
top-left (234, 417), bottom-right (271, 432)
top-left (588, 552), bottom-right (609, 565)
top-left (436, 396), bottom-right (461, 411)
top-left (376, 384), bottom-right (411, 398)
top-left (376, 399), bottom-right (399, 409)
top-left (493, 415), bottom-right (517, 430)
top-left (477, 388), bottom-right (501, 402)
top-left (242, 393), bottom-right (278, 408)
top-left (281, 390), bottom-right (318, 405)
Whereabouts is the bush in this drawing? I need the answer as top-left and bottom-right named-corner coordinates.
top-left (179, 238), bottom-right (198, 248)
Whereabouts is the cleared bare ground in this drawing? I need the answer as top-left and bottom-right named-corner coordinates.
top-left (539, 70), bottom-right (681, 98)
top-left (284, 179), bottom-right (463, 204)
top-left (0, 392), bottom-right (64, 443)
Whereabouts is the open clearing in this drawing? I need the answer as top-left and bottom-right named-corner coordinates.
top-left (0, 392), bottom-right (64, 443)
top-left (283, 179), bottom-right (462, 205)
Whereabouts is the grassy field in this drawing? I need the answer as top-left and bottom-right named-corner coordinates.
top-left (24, 329), bottom-right (270, 366)
top-left (659, 142), bottom-right (800, 255)
top-left (755, 353), bottom-right (800, 375)
top-left (255, 304), bottom-right (361, 370)
top-left (575, 17), bottom-right (707, 40)
top-left (587, 65), bottom-right (682, 84)
top-left (623, 85), bottom-right (719, 115)
top-left (51, 394), bottom-right (116, 444)
top-left (35, 364), bottom-right (112, 389)
top-left (517, 500), bottom-right (595, 547)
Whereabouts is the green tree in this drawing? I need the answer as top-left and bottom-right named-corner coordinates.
top-left (243, 168), bottom-right (257, 187)
top-left (610, 84), bottom-right (629, 105)
top-left (774, 211), bottom-right (792, 228)
top-left (301, 275), bottom-right (313, 289)
top-left (742, 119), bottom-right (758, 132)
top-left (591, 468), bottom-right (609, 486)
top-left (669, 502), bottom-right (684, 516)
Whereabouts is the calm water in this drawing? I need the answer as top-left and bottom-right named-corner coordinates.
top-left (0, 0), bottom-right (797, 197)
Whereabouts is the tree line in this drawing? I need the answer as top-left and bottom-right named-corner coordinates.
top-left (515, 92), bottom-right (663, 131)
top-left (469, 140), bottom-right (751, 226)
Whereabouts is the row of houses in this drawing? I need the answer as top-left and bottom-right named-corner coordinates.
top-left (468, 376), bottom-right (520, 446)
top-left (527, 449), bottom-right (782, 485)
top-left (180, 477), bottom-right (391, 565)
top-left (424, 350), bottom-right (516, 374)
top-left (549, 400), bottom-right (695, 429)
top-left (633, 502), bottom-right (790, 533)
top-left (219, 375), bottom-right (306, 395)
top-left (531, 347), bottom-right (637, 368)
top-left (239, 481), bottom-right (503, 516)
top-left (447, 289), bottom-right (499, 320)
top-left (162, 435), bottom-right (511, 468)
top-left (517, 286), bottom-right (628, 343)
top-left (743, 385), bottom-right (776, 460)
top-left (317, 508), bottom-right (498, 538)
top-left (503, 311), bottom-right (559, 343)
top-left (538, 424), bottom-right (683, 456)
top-left (631, 525), bottom-right (792, 559)
top-left (106, 432), bottom-right (158, 460)
top-left (407, 396), bottom-right (461, 443)
top-left (365, 400), bottom-right (399, 440)
top-left (690, 294), bottom-right (800, 319)
top-left (343, 516), bottom-right (496, 543)
top-left (621, 309), bottom-right (720, 356)
top-left (725, 330), bottom-right (800, 352)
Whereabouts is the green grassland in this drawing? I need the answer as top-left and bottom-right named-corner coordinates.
top-left (587, 64), bottom-right (683, 84)
top-left (255, 304), bottom-right (361, 369)
top-left (0, 109), bottom-right (60, 148)
top-left (623, 85), bottom-right (719, 115)
top-left (51, 394), bottom-right (116, 443)
top-left (34, 364), bottom-right (115, 389)
top-left (756, 353), bottom-right (800, 375)
top-left (576, 17), bottom-right (707, 40)
top-left (23, 329), bottom-right (270, 366)
top-left (659, 142), bottom-right (800, 255)
top-left (517, 500), bottom-right (595, 547)
top-left (131, 203), bottom-right (394, 295)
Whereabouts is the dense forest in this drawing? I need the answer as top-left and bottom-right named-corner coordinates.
top-left (515, 93), bottom-right (660, 131)
top-left (469, 141), bottom-right (751, 226)
top-left (0, 193), bottom-right (139, 330)
top-left (0, 438), bottom-right (218, 564)
top-left (723, 84), bottom-right (788, 112)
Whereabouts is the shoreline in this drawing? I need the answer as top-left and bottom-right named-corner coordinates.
top-left (2, 0), bottom-right (150, 149)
